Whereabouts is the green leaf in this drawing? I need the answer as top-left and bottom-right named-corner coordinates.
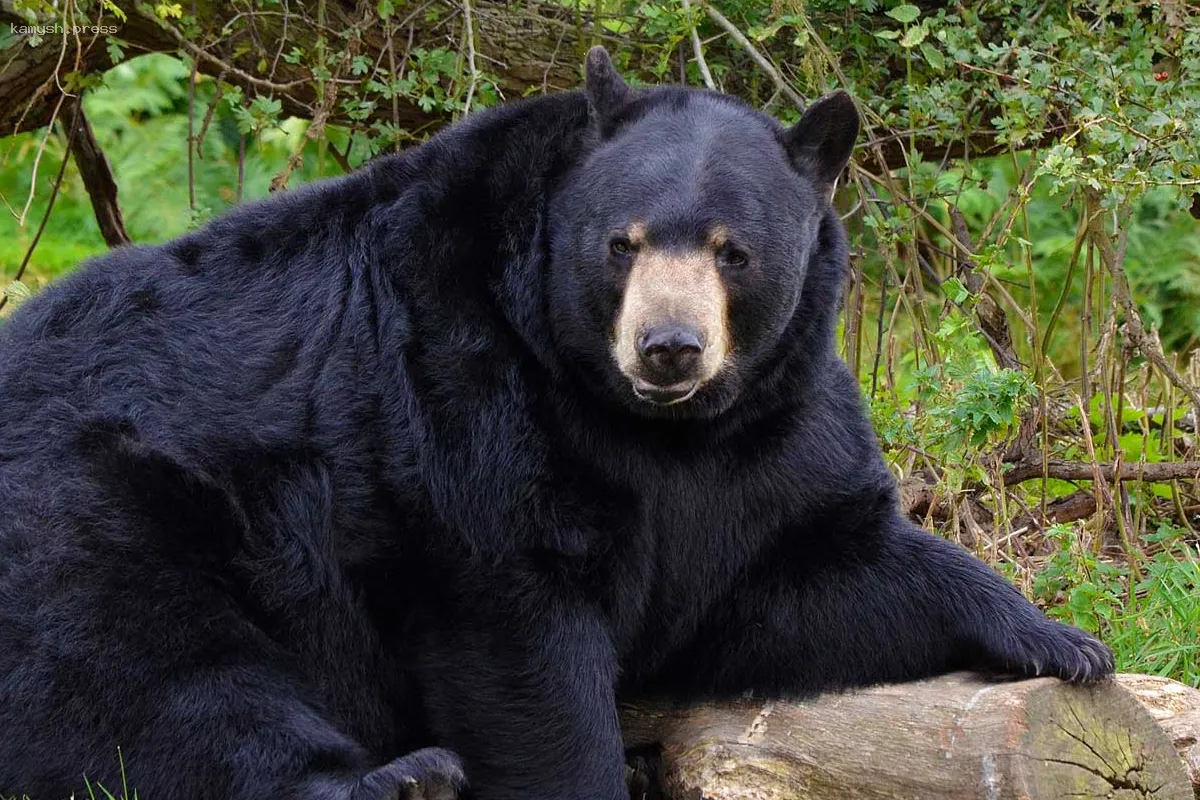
top-left (874, 29), bottom-right (901, 40)
top-left (106, 38), bottom-right (126, 65)
top-left (900, 26), bottom-right (928, 48)
top-left (886, 4), bottom-right (921, 24)
top-left (378, 0), bottom-right (395, 19)
top-left (943, 277), bottom-right (970, 304)
top-left (747, 21), bottom-right (785, 42)
top-left (101, 0), bottom-right (128, 22)
top-left (919, 41), bottom-right (945, 70)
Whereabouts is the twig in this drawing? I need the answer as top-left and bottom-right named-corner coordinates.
top-left (133, 6), bottom-right (309, 94)
top-left (186, 60), bottom-right (197, 210)
top-left (702, 3), bottom-right (805, 110)
top-left (680, 0), bottom-right (715, 90)
top-left (16, 93), bottom-right (67, 227)
top-left (948, 206), bottom-right (1020, 370)
top-left (461, 0), bottom-right (480, 115)
top-left (195, 79), bottom-right (227, 158)
top-left (236, 134), bottom-right (245, 203)
top-left (1, 99), bottom-right (84, 312)
top-left (386, 23), bottom-right (401, 152)
top-left (62, 101), bottom-right (130, 247)
top-left (542, 16), bottom-right (568, 93)
top-left (269, 0), bottom-right (292, 80)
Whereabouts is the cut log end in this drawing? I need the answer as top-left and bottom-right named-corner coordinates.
top-left (621, 672), bottom-right (1200, 799)
top-left (1119, 674), bottom-right (1200, 798)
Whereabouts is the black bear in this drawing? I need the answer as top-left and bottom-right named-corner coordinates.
top-left (0, 48), bottom-right (1111, 800)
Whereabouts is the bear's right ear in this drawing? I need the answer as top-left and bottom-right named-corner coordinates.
top-left (781, 91), bottom-right (860, 200)
top-left (584, 46), bottom-right (635, 127)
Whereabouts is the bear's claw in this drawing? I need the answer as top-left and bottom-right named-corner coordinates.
top-left (987, 620), bottom-right (1115, 684)
top-left (352, 748), bottom-right (466, 800)
top-left (1040, 622), bottom-right (1115, 684)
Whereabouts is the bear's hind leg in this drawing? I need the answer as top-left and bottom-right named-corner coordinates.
top-left (0, 641), bottom-right (463, 800)
top-left (0, 523), bottom-right (457, 799)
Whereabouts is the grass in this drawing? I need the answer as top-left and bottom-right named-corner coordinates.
top-left (1020, 523), bottom-right (1200, 686)
top-left (3, 749), bottom-right (137, 800)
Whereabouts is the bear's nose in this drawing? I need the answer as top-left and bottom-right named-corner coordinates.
top-left (637, 324), bottom-right (704, 385)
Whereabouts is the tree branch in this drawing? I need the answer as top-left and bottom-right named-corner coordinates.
top-left (0, 2), bottom-right (1116, 173)
top-left (61, 99), bottom-right (130, 247)
top-left (680, 0), bottom-right (715, 90)
top-left (1002, 458), bottom-right (1200, 486)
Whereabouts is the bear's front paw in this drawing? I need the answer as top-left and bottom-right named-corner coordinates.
top-left (352, 748), bottom-right (466, 800)
top-left (985, 620), bottom-right (1114, 684)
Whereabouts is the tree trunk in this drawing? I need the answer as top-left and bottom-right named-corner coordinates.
top-left (620, 672), bottom-right (1200, 799)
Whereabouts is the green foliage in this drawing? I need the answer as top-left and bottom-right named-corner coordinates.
top-left (0, 54), bottom-right (346, 285)
top-left (1031, 524), bottom-right (1200, 685)
top-left (923, 363), bottom-right (1032, 451)
top-left (873, 312), bottom-right (1035, 479)
top-left (943, 157), bottom-right (1200, 357)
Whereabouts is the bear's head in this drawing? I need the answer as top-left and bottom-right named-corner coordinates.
top-left (547, 48), bottom-right (858, 420)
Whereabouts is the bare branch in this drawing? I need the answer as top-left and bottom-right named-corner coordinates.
top-left (680, 0), bottom-right (715, 90)
top-left (702, 3), bottom-right (806, 110)
top-left (130, 6), bottom-right (310, 95)
top-left (61, 100), bottom-right (130, 247)
top-left (461, 0), bottom-right (480, 114)
top-left (1003, 458), bottom-right (1200, 486)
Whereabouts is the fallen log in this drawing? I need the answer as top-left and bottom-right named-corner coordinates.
top-left (620, 672), bottom-right (1200, 799)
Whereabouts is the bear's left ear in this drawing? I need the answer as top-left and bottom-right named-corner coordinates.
top-left (584, 46), bottom-right (636, 127)
top-left (781, 91), bottom-right (859, 200)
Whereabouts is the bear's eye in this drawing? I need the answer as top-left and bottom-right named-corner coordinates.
top-left (609, 237), bottom-right (634, 257)
top-left (720, 247), bottom-right (749, 269)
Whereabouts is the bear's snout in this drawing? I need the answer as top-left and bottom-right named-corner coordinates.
top-left (634, 323), bottom-right (705, 402)
top-left (611, 232), bottom-right (730, 406)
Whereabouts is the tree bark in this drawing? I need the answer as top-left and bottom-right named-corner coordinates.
top-left (620, 672), bottom-right (1200, 799)
top-left (61, 98), bottom-right (130, 247)
top-left (1002, 459), bottom-right (1200, 487)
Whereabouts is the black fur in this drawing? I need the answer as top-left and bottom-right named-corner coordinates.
top-left (0, 61), bottom-right (1111, 800)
